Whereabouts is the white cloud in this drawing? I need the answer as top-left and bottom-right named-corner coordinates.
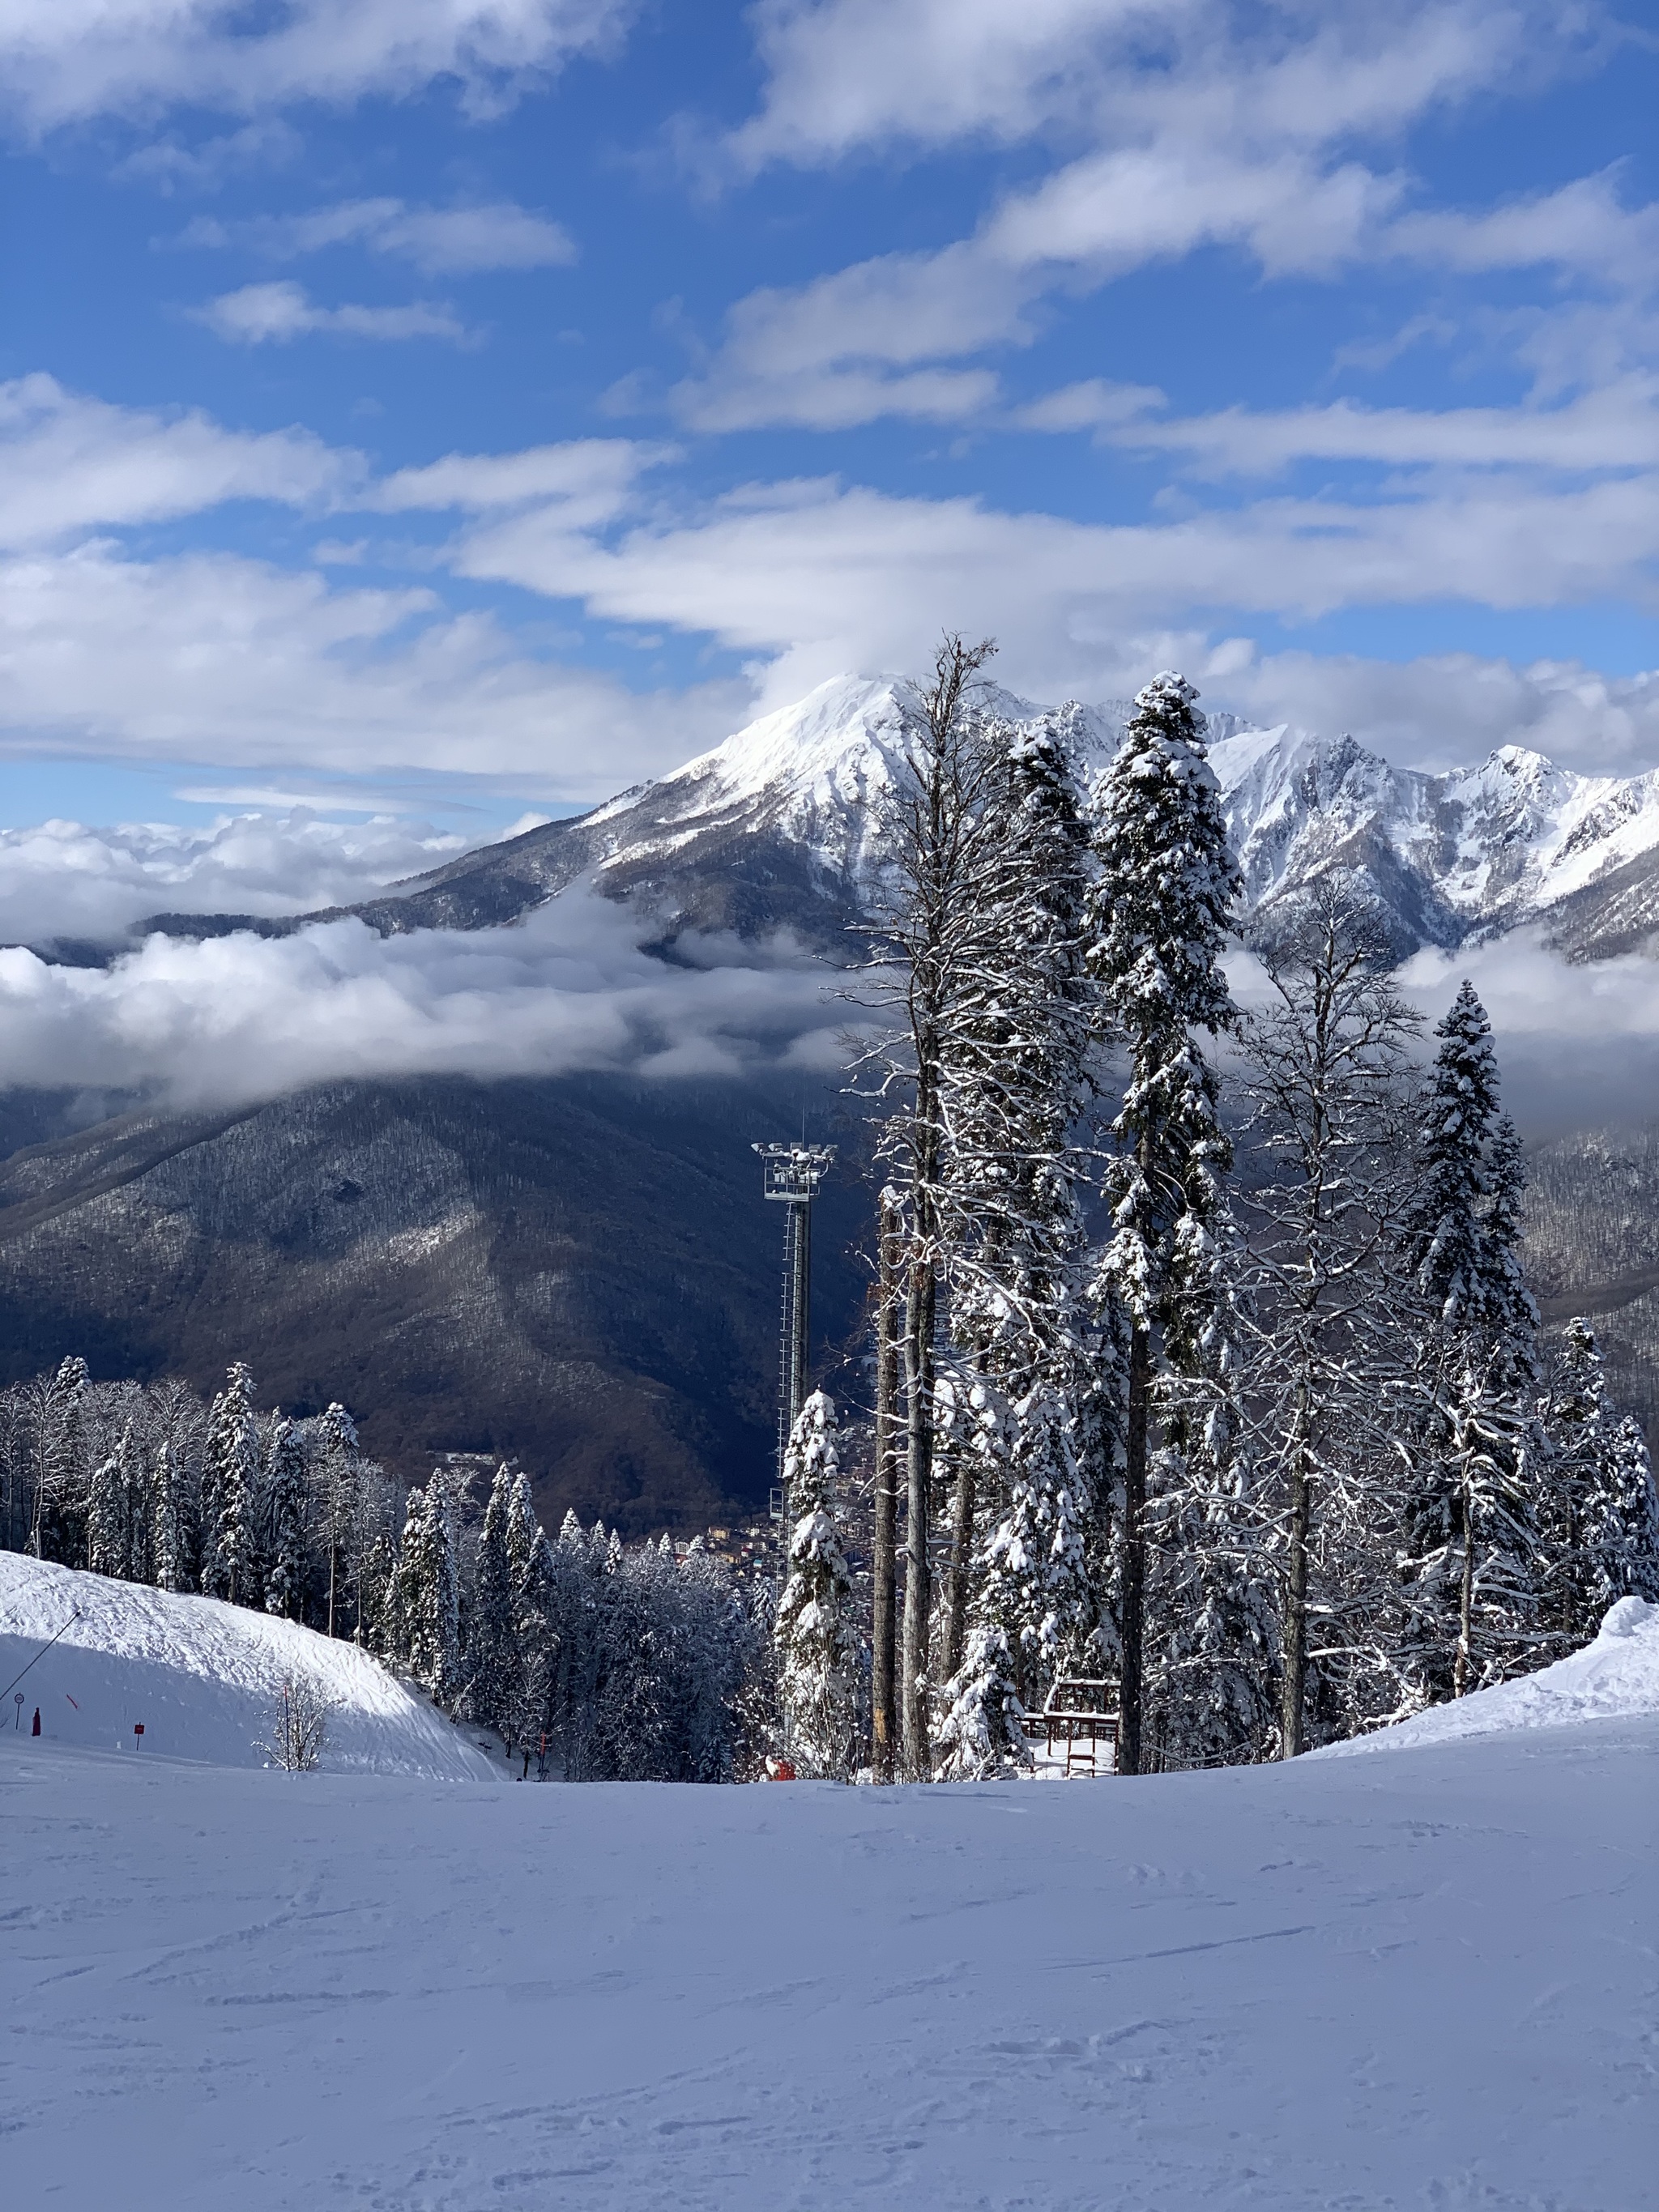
top-left (727, 0), bottom-right (1189, 172)
top-left (117, 118), bottom-right (303, 192)
top-left (177, 198), bottom-right (577, 275)
top-left (1035, 378), bottom-right (1659, 476)
top-left (0, 892), bottom-right (842, 1109)
top-left (450, 469), bottom-right (1659, 693)
top-left (0, 811), bottom-right (468, 945)
top-left (1209, 651), bottom-right (1659, 780)
top-left (194, 281), bottom-right (470, 345)
top-left (1398, 929), bottom-right (1659, 1135)
top-left (689, 6), bottom-right (1640, 434)
top-left (0, 540), bottom-right (752, 802)
top-left (1391, 171), bottom-right (1659, 290)
top-left (0, 0), bottom-right (636, 134)
top-left (0, 373), bottom-right (352, 549)
top-left (372, 438), bottom-right (658, 522)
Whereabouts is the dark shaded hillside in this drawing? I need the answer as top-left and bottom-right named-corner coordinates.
top-left (0, 1075), bottom-right (871, 1536)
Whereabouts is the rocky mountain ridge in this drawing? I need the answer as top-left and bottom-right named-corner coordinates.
top-left (114, 672), bottom-right (1659, 968)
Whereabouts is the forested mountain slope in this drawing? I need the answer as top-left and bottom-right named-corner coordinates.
top-left (0, 1073), bottom-right (868, 1533)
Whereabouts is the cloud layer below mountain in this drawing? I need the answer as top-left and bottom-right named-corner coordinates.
top-left (0, 892), bottom-right (845, 1111)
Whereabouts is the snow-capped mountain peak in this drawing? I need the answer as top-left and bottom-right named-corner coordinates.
top-left (234, 671), bottom-right (1659, 965)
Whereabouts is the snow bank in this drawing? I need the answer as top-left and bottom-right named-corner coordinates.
top-left (0, 1553), bottom-right (490, 1779)
top-left (1316, 1595), bottom-right (1659, 1757)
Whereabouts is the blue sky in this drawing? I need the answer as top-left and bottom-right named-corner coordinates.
top-left (2, 0), bottom-right (1657, 853)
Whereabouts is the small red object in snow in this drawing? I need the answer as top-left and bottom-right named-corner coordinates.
top-left (766, 1756), bottom-right (795, 1781)
top-left (134, 1724), bottom-right (144, 1740)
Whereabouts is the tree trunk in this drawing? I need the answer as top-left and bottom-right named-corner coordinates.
top-left (1455, 1478), bottom-right (1473, 1698)
top-left (1120, 1323), bottom-right (1150, 1775)
top-left (871, 1195), bottom-right (900, 1784)
top-left (901, 1255), bottom-right (936, 1781)
top-left (1280, 1391), bottom-right (1311, 1758)
top-left (943, 1451), bottom-right (975, 1688)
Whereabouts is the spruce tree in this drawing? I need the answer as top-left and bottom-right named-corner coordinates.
top-left (467, 1465), bottom-right (519, 1745)
top-left (1399, 985), bottom-right (1545, 1699)
top-left (86, 1433), bottom-right (128, 1580)
top-left (774, 1392), bottom-right (856, 1779)
top-left (200, 1363), bottom-right (258, 1606)
top-left (938, 711), bottom-right (1096, 1696)
top-left (30, 1355), bottom-right (89, 1564)
top-left (394, 1477), bottom-right (462, 1710)
top-left (151, 1439), bottom-right (188, 1594)
top-left (1084, 671), bottom-right (1243, 1771)
top-left (1542, 1319), bottom-right (1659, 1640)
top-left (262, 1418), bottom-right (309, 1621)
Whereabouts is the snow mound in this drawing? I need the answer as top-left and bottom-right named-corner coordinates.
top-left (0, 1554), bottom-right (490, 1779)
top-left (1315, 1596), bottom-right (1659, 1758)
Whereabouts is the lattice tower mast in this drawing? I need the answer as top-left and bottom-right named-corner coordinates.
top-left (753, 1142), bottom-right (836, 1485)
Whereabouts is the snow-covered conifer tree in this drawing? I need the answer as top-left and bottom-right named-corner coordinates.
top-left (151, 1439), bottom-right (189, 1594)
top-left (1541, 1319), bottom-right (1659, 1641)
top-left (394, 1477), bottom-right (462, 1710)
top-left (313, 1403), bottom-right (359, 1639)
top-left (938, 711), bottom-right (1097, 1697)
top-left (86, 1430), bottom-right (130, 1580)
top-left (200, 1362), bottom-right (258, 1606)
top-left (262, 1418), bottom-right (309, 1620)
top-left (1084, 671), bottom-right (1243, 1771)
top-left (774, 1392), bottom-right (856, 1779)
top-left (466, 1466), bottom-right (520, 1745)
top-left (1399, 985), bottom-right (1546, 1698)
top-left (30, 1354), bottom-right (89, 1563)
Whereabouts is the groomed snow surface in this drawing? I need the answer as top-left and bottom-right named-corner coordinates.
top-left (5, 1565), bottom-right (1657, 2210)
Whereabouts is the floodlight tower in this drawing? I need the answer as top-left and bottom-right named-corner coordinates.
top-left (753, 1140), bottom-right (836, 1483)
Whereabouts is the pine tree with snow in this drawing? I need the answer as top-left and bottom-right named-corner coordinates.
top-left (86, 1429), bottom-right (130, 1581)
top-left (774, 1392), bottom-right (856, 1779)
top-left (1541, 1319), bottom-right (1659, 1641)
top-left (313, 1403), bottom-right (359, 1639)
top-left (936, 710), bottom-right (1098, 1695)
top-left (1084, 671), bottom-right (1243, 1772)
top-left (262, 1418), bottom-right (309, 1621)
top-left (467, 1466), bottom-right (521, 1745)
top-left (151, 1439), bottom-right (189, 1594)
top-left (200, 1363), bottom-right (258, 1606)
top-left (394, 1477), bottom-right (462, 1710)
top-left (30, 1354), bottom-right (89, 1564)
top-left (1398, 985), bottom-right (1546, 1699)
top-left (934, 1622), bottom-right (1031, 1780)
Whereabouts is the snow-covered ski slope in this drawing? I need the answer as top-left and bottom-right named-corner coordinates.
top-left (6, 1707), bottom-right (1654, 2206)
top-left (1319, 1593), bottom-right (1659, 1757)
top-left (0, 1554), bottom-right (489, 1779)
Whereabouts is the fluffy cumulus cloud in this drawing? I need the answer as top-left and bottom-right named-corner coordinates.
top-left (0, 0), bottom-right (636, 134)
top-left (685, 0), bottom-right (1618, 433)
top-left (0, 811), bottom-right (469, 947)
top-left (0, 373), bottom-right (352, 549)
top-left (0, 539), bottom-right (750, 800)
top-left (0, 891), bottom-right (844, 1110)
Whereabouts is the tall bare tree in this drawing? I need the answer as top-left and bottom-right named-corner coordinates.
top-left (1236, 877), bottom-right (1422, 1754)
